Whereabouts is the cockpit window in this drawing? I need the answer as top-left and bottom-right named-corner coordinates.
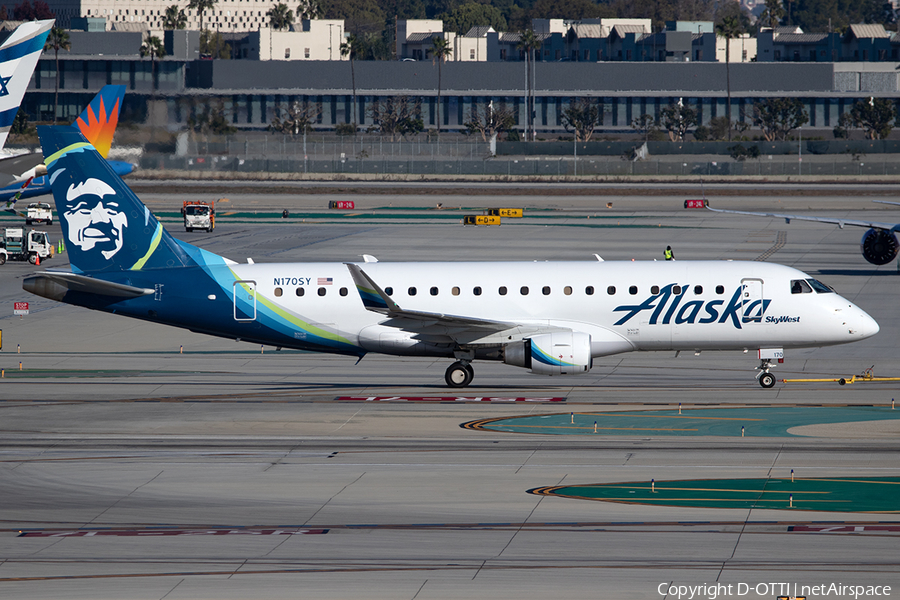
top-left (790, 279), bottom-right (812, 294)
top-left (807, 279), bottom-right (834, 293)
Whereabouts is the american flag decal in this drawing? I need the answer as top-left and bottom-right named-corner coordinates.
top-left (318, 277), bottom-right (333, 285)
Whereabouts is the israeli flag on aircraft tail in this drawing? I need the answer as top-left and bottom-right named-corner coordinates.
top-left (0, 20), bottom-right (53, 151)
top-left (38, 126), bottom-right (193, 274)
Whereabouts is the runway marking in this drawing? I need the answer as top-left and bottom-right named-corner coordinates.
top-left (336, 396), bottom-right (566, 402)
top-left (18, 528), bottom-right (329, 538)
top-left (789, 525), bottom-right (900, 532)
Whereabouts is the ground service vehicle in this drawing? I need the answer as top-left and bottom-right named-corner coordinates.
top-left (182, 201), bottom-right (215, 232)
top-left (0, 228), bottom-right (53, 265)
top-left (25, 202), bottom-right (52, 225)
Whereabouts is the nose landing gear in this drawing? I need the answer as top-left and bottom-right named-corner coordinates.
top-left (756, 359), bottom-right (777, 388)
top-left (445, 361), bottom-right (474, 388)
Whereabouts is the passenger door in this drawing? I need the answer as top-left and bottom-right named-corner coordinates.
top-left (233, 280), bottom-right (257, 321)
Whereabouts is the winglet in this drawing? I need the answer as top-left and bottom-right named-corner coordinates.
top-left (345, 263), bottom-right (400, 315)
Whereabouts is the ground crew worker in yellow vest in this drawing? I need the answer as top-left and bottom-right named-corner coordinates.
top-left (664, 246), bottom-right (674, 261)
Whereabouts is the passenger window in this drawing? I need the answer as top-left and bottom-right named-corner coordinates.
top-left (716, 285), bottom-right (724, 294)
top-left (296, 287), bottom-right (305, 297)
top-left (339, 287), bottom-right (348, 297)
top-left (430, 286), bottom-right (439, 296)
top-left (385, 287), bottom-right (393, 296)
top-left (408, 287), bottom-right (417, 296)
top-left (694, 285), bottom-right (702, 294)
top-left (542, 286), bottom-right (551, 295)
top-left (452, 287), bottom-right (460, 296)
top-left (520, 286), bottom-right (529, 295)
top-left (651, 285), bottom-right (660, 295)
top-left (807, 279), bottom-right (834, 293)
top-left (606, 286), bottom-right (614, 295)
top-left (673, 285), bottom-right (682, 295)
top-left (629, 286), bottom-right (638, 295)
top-left (564, 286), bottom-right (572, 295)
top-left (274, 287), bottom-right (283, 297)
top-left (499, 286), bottom-right (507, 295)
top-left (473, 286), bottom-right (482, 296)
top-left (318, 288), bottom-right (326, 296)
top-left (586, 286), bottom-right (595, 295)
top-left (791, 279), bottom-right (813, 294)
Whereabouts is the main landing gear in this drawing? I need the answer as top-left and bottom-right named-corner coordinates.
top-left (445, 361), bottom-right (474, 388)
top-left (756, 358), bottom-right (777, 389)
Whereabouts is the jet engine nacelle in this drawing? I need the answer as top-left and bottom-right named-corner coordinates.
top-left (503, 332), bottom-right (592, 375)
top-left (860, 228), bottom-right (899, 265)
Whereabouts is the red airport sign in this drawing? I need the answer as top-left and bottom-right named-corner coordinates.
top-left (13, 302), bottom-right (29, 315)
top-left (18, 528), bottom-right (329, 537)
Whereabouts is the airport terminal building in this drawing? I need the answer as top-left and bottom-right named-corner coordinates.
top-left (23, 53), bottom-right (900, 135)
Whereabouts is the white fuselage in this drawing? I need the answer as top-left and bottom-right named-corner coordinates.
top-left (224, 259), bottom-right (878, 358)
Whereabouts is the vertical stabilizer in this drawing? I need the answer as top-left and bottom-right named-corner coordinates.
top-left (74, 85), bottom-right (125, 158)
top-left (39, 126), bottom-right (193, 274)
top-left (0, 20), bottom-right (53, 150)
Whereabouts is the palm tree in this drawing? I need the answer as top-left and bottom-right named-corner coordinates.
top-left (758, 0), bottom-right (785, 29)
top-left (44, 26), bottom-right (70, 123)
top-left (517, 29), bottom-right (540, 141)
top-left (431, 36), bottom-right (451, 134)
top-left (716, 15), bottom-right (743, 141)
top-left (163, 5), bottom-right (187, 29)
top-left (140, 34), bottom-right (167, 91)
top-left (267, 3), bottom-right (294, 31)
top-left (340, 34), bottom-right (360, 128)
top-left (296, 0), bottom-right (322, 20)
top-left (188, 0), bottom-right (217, 43)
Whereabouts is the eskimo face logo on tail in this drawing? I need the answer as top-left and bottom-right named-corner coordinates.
top-left (63, 178), bottom-right (128, 260)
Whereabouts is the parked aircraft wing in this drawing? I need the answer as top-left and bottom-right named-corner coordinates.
top-left (705, 203), bottom-right (900, 232)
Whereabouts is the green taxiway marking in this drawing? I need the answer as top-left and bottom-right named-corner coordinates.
top-left (529, 477), bottom-right (900, 513)
top-left (465, 406), bottom-right (900, 437)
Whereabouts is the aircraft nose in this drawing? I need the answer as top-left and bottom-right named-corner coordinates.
top-left (843, 306), bottom-right (880, 339)
top-left (857, 311), bottom-right (880, 339)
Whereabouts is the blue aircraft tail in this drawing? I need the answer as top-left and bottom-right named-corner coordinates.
top-left (38, 126), bottom-right (194, 274)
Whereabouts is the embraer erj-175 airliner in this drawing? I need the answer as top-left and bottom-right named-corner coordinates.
top-left (24, 127), bottom-right (880, 388)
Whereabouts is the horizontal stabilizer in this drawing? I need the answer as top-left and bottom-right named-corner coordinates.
top-left (23, 271), bottom-right (154, 301)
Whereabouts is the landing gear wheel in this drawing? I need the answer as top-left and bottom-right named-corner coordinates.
top-left (445, 361), bottom-right (474, 388)
top-left (759, 372), bottom-right (776, 389)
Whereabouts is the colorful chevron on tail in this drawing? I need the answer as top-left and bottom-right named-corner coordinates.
top-left (74, 85), bottom-right (124, 158)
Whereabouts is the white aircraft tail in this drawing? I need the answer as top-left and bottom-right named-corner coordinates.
top-left (0, 19), bottom-right (54, 150)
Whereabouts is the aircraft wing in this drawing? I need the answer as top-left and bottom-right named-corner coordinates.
top-left (345, 263), bottom-right (570, 345)
top-left (705, 204), bottom-right (900, 232)
top-left (0, 153), bottom-right (45, 185)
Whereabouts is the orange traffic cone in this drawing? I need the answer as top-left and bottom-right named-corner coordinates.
top-left (35, 254), bottom-right (40, 266)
